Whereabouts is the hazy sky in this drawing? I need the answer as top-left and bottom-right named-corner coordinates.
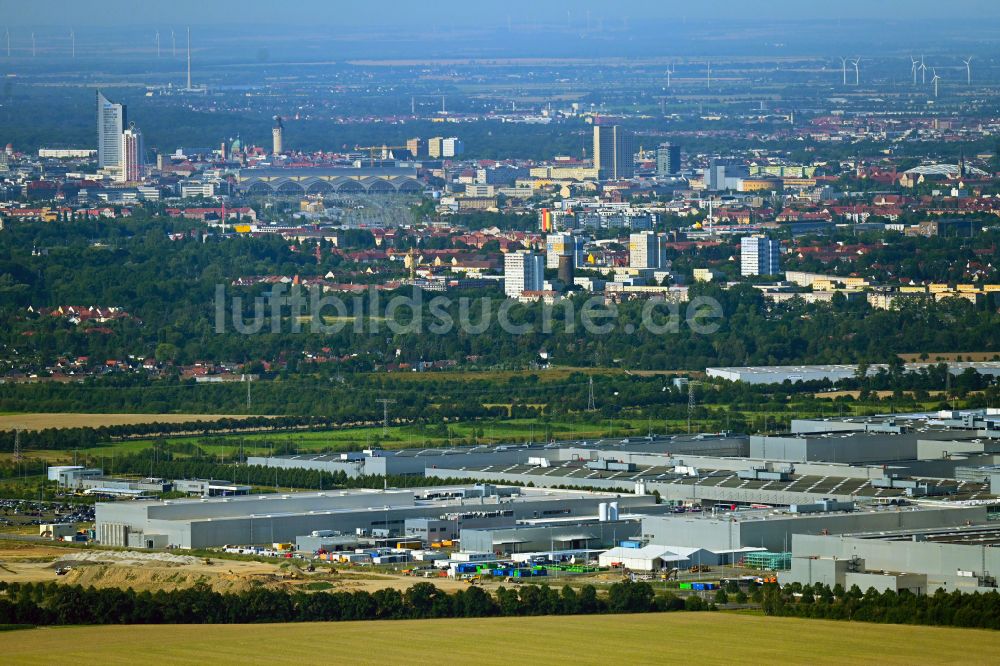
top-left (4, 0), bottom-right (1000, 26)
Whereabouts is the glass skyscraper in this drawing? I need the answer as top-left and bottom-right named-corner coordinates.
top-left (97, 91), bottom-right (126, 173)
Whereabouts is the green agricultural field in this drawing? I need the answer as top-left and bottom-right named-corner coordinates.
top-left (3, 613), bottom-right (996, 665)
top-left (78, 417), bottom-right (655, 459)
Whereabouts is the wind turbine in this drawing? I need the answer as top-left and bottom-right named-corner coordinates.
top-left (706, 60), bottom-right (711, 88)
top-left (666, 61), bottom-right (674, 88)
top-left (70, 29), bottom-right (74, 58)
top-left (31, 32), bottom-right (35, 57)
top-left (919, 55), bottom-right (927, 84)
top-left (840, 57), bottom-right (848, 85)
top-left (962, 57), bottom-right (972, 85)
top-left (171, 29), bottom-right (176, 57)
top-left (910, 57), bottom-right (918, 85)
top-left (931, 69), bottom-right (940, 98)
top-left (851, 58), bottom-right (861, 86)
top-left (155, 30), bottom-right (160, 57)
top-left (4, 28), bottom-right (9, 57)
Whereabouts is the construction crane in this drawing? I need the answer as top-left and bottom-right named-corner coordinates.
top-left (354, 145), bottom-right (409, 167)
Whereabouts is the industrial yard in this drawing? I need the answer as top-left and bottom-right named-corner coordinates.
top-left (0, 541), bottom-right (482, 594)
top-left (3, 614), bottom-right (997, 665)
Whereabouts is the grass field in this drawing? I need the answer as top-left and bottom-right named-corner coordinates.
top-left (3, 613), bottom-right (996, 664)
top-left (0, 413), bottom-right (268, 432)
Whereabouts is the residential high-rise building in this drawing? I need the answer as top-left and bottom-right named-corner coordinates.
top-left (406, 137), bottom-right (423, 158)
top-left (442, 137), bottom-right (464, 158)
top-left (272, 116), bottom-right (283, 155)
top-left (546, 233), bottom-right (585, 269)
top-left (504, 251), bottom-right (545, 298)
top-left (629, 231), bottom-right (663, 269)
top-left (593, 124), bottom-right (635, 180)
top-left (539, 208), bottom-right (554, 232)
top-left (97, 91), bottom-right (126, 175)
top-left (427, 137), bottom-right (443, 159)
top-left (656, 143), bottom-right (681, 176)
top-left (740, 235), bottom-right (781, 276)
top-left (120, 125), bottom-right (143, 183)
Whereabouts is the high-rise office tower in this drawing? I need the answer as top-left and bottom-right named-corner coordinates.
top-left (504, 251), bottom-right (545, 298)
top-left (97, 91), bottom-right (126, 174)
top-left (740, 235), bottom-right (781, 276)
top-left (656, 143), bottom-right (681, 176)
top-left (120, 125), bottom-right (143, 183)
top-left (272, 116), bottom-right (283, 155)
top-left (629, 231), bottom-right (663, 269)
top-left (593, 124), bottom-right (636, 180)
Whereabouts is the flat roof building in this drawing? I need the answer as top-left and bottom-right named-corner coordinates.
top-left (95, 485), bottom-right (659, 550)
top-left (781, 523), bottom-right (1000, 593)
top-left (641, 503), bottom-right (990, 553)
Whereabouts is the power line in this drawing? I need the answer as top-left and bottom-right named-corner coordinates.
top-left (375, 398), bottom-right (395, 436)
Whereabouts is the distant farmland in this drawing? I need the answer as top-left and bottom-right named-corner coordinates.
top-left (0, 413), bottom-right (267, 431)
top-left (3, 613), bottom-right (997, 665)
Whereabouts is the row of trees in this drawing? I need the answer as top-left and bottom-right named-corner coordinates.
top-left (0, 416), bottom-right (334, 453)
top-left (0, 580), bottom-right (704, 626)
top-left (107, 451), bottom-right (477, 491)
top-left (763, 583), bottom-right (1000, 630)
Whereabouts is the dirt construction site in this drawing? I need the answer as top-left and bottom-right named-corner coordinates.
top-left (0, 541), bottom-right (645, 595)
top-left (0, 541), bottom-right (524, 594)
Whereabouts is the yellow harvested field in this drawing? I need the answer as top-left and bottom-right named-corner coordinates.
top-left (897, 352), bottom-right (1000, 362)
top-left (4, 614), bottom-right (997, 665)
top-left (0, 413), bottom-right (266, 431)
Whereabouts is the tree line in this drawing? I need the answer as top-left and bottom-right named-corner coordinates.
top-left (0, 416), bottom-right (335, 453)
top-left (108, 451), bottom-right (477, 491)
top-left (0, 580), bottom-right (708, 626)
top-left (763, 582), bottom-right (1000, 631)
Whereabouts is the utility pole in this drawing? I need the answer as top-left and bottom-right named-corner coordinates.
top-left (376, 398), bottom-right (395, 435)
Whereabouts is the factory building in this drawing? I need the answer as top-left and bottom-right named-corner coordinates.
top-left (428, 441), bottom-right (991, 506)
top-left (749, 432), bottom-right (920, 464)
top-left (707, 363), bottom-right (1000, 385)
top-left (248, 445), bottom-right (535, 478)
top-left (640, 503), bottom-right (989, 553)
top-left (94, 485), bottom-right (659, 549)
top-left (460, 499), bottom-right (648, 555)
top-left (250, 435), bottom-right (749, 479)
top-left (781, 524), bottom-right (1000, 594)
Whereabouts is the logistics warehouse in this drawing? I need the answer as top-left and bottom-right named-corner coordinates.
top-left (95, 485), bottom-right (657, 549)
